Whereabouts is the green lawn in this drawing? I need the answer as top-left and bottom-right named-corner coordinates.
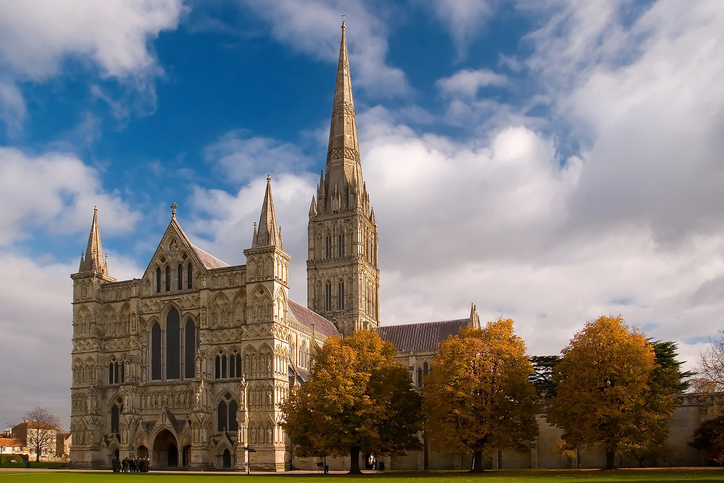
top-left (1, 469), bottom-right (723, 483)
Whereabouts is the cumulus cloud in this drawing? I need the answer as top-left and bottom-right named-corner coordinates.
top-left (436, 68), bottom-right (508, 98)
top-left (203, 130), bottom-right (313, 183)
top-left (0, 0), bottom-right (185, 131)
top-left (0, 147), bottom-right (140, 246)
top-left (238, 0), bottom-right (408, 96)
top-left (0, 0), bottom-right (185, 80)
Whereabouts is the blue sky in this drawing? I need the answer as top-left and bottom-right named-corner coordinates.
top-left (2, 0), bottom-right (724, 429)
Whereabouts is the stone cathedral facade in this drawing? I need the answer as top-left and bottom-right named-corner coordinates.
top-left (69, 22), bottom-right (378, 471)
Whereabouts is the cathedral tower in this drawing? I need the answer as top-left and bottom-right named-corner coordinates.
top-left (307, 21), bottom-right (380, 336)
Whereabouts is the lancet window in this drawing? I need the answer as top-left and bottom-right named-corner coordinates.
top-left (217, 394), bottom-right (239, 432)
top-left (108, 359), bottom-right (124, 385)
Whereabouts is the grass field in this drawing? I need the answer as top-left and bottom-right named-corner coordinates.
top-left (1, 469), bottom-right (723, 483)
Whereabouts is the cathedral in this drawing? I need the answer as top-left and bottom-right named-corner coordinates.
top-left (69, 21), bottom-right (391, 471)
top-left (70, 22), bottom-right (709, 472)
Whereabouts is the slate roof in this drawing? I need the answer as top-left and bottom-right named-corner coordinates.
top-left (374, 319), bottom-right (470, 352)
top-left (288, 300), bottom-right (340, 338)
top-left (191, 244), bottom-right (229, 270)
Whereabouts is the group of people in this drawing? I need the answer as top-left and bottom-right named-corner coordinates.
top-left (111, 456), bottom-right (150, 473)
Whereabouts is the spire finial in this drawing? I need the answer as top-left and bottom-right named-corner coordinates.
top-left (341, 14), bottom-right (346, 29)
top-left (171, 202), bottom-right (178, 219)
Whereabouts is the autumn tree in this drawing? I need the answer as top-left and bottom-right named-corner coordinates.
top-left (25, 407), bottom-right (61, 462)
top-left (547, 315), bottom-right (677, 469)
top-left (423, 319), bottom-right (538, 472)
top-left (281, 330), bottom-right (422, 474)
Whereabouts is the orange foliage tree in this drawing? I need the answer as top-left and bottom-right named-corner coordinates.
top-left (546, 315), bottom-right (676, 469)
top-left (281, 330), bottom-right (422, 474)
top-left (423, 319), bottom-right (538, 472)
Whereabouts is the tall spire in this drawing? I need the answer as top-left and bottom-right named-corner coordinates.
top-left (323, 20), bottom-right (363, 208)
top-left (79, 206), bottom-right (109, 275)
top-left (252, 175), bottom-right (281, 248)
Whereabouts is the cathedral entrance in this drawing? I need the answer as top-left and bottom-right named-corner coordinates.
top-left (222, 448), bottom-right (232, 468)
top-left (152, 430), bottom-right (179, 468)
top-left (137, 445), bottom-right (148, 459)
top-left (182, 445), bottom-right (191, 467)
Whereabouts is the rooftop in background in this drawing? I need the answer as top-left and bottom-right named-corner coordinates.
top-left (375, 319), bottom-right (470, 353)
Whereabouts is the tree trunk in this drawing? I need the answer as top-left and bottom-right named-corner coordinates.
top-left (471, 449), bottom-right (485, 472)
top-left (349, 446), bottom-right (362, 474)
top-left (605, 449), bottom-right (616, 469)
top-left (35, 448), bottom-right (40, 462)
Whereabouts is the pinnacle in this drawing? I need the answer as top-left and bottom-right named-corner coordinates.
top-left (252, 175), bottom-right (281, 248)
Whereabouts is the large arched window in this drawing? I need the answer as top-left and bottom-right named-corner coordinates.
top-left (111, 403), bottom-right (120, 435)
top-left (166, 309), bottom-right (180, 379)
top-left (228, 400), bottom-right (239, 431)
top-left (184, 320), bottom-right (196, 379)
top-left (217, 401), bottom-right (228, 432)
top-left (177, 264), bottom-right (183, 290)
top-left (151, 323), bottom-right (161, 380)
top-left (165, 266), bottom-right (171, 292)
top-left (217, 395), bottom-right (238, 432)
top-left (156, 267), bottom-right (161, 293)
top-left (187, 263), bottom-right (193, 289)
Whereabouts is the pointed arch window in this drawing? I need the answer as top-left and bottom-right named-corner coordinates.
top-left (338, 233), bottom-right (345, 257)
top-left (184, 320), bottom-right (196, 379)
top-left (217, 400), bottom-right (228, 432)
top-left (151, 323), bottom-right (161, 381)
top-left (217, 394), bottom-right (239, 432)
top-left (108, 359), bottom-right (124, 385)
top-left (325, 281), bottom-right (332, 312)
top-left (338, 280), bottom-right (345, 310)
top-left (229, 351), bottom-right (241, 378)
top-left (111, 403), bottom-right (121, 435)
top-left (166, 308), bottom-right (180, 380)
top-left (156, 267), bottom-right (161, 293)
top-left (187, 263), bottom-right (193, 289)
top-left (165, 266), bottom-right (171, 292)
top-left (325, 235), bottom-right (332, 259)
top-left (177, 264), bottom-right (183, 290)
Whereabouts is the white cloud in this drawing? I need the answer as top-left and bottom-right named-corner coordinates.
top-left (0, 146), bottom-right (140, 246)
top-left (0, 0), bottom-right (185, 131)
top-left (239, 0), bottom-right (408, 96)
top-left (203, 130), bottom-right (312, 183)
top-left (0, 0), bottom-right (185, 80)
top-left (436, 68), bottom-right (508, 98)
top-left (427, 0), bottom-right (495, 56)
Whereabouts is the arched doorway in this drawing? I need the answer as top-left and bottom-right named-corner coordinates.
top-left (152, 429), bottom-right (179, 468)
top-left (222, 448), bottom-right (232, 468)
top-left (182, 445), bottom-right (191, 467)
top-left (137, 445), bottom-right (148, 459)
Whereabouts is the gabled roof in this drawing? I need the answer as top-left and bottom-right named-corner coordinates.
top-left (288, 300), bottom-right (339, 338)
top-left (374, 319), bottom-right (469, 353)
top-left (142, 208), bottom-right (230, 279)
top-left (191, 244), bottom-right (229, 270)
